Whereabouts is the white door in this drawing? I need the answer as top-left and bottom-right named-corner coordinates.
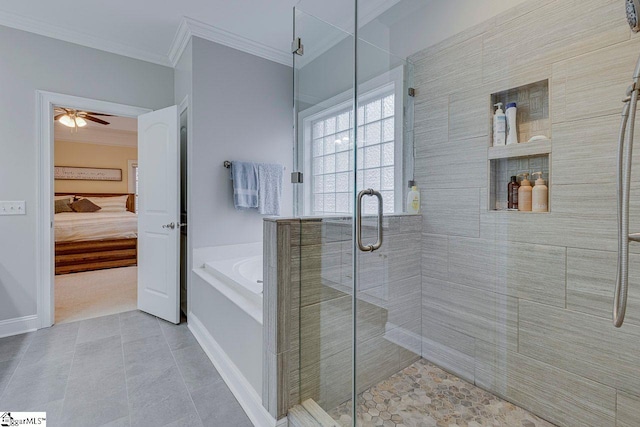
top-left (137, 105), bottom-right (180, 324)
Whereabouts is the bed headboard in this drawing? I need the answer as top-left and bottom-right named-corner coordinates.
top-left (56, 193), bottom-right (136, 213)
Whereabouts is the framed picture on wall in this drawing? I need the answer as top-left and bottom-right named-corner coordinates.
top-left (54, 166), bottom-right (122, 181)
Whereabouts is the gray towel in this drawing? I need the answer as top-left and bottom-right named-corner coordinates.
top-left (230, 161), bottom-right (259, 210)
top-left (257, 163), bottom-right (284, 216)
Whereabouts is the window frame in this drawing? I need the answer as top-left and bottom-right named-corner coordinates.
top-left (298, 66), bottom-right (405, 216)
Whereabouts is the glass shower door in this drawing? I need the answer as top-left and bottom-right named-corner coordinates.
top-left (293, 2), bottom-right (418, 425)
top-left (351, 21), bottom-right (421, 427)
top-left (293, 5), bottom-right (357, 423)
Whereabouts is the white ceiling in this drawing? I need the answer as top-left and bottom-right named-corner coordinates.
top-left (54, 114), bottom-right (137, 147)
top-left (0, 0), bottom-right (421, 68)
top-left (0, 0), bottom-right (300, 66)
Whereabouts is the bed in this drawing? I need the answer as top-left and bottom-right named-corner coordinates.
top-left (55, 193), bottom-right (138, 275)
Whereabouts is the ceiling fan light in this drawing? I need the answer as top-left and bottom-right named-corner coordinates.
top-left (75, 117), bottom-right (87, 127)
top-left (59, 114), bottom-right (74, 127)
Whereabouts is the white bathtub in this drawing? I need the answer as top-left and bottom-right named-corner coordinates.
top-left (190, 242), bottom-right (264, 418)
top-left (193, 242), bottom-right (263, 324)
top-left (205, 255), bottom-right (263, 303)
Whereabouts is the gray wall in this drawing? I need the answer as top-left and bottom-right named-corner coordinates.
top-left (0, 25), bottom-right (174, 323)
top-left (174, 39), bottom-right (193, 107)
top-left (190, 36), bottom-right (293, 250)
top-left (413, 0), bottom-right (640, 426)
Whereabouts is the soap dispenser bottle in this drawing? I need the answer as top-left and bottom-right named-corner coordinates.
top-left (407, 185), bottom-right (420, 214)
top-left (532, 172), bottom-right (548, 212)
top-left (508, 176), bottom-right (519, 210)
top-left (493, 103), bottom-right (506, 146)
top-left (517, 173), bottom-right (532, 212)
top-left (506, 102), bottom-right (518, 145)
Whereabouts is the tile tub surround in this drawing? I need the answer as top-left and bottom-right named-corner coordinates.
top-left (328, 359), bottom-right (556, 427)
top-left (412, 0), bottom-right (640, 425)
top-left (263, 215), bottom-right (422, 419)
top-left (0, 311), bottom-right (252, 427)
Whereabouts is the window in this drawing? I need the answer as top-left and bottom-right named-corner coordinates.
top-left (300, 67), bottom-right (404, 216)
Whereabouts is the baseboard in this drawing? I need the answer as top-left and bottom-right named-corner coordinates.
top-left (0, 315), bottom-right (39, 338)
top-left (188, 312), bottom-right (287, 427)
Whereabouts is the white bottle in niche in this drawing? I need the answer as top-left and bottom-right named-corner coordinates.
top-left (407, 186), bottom-right (420, 214)
top-left (532, 171), bottom-right (548, 212)
top-left (493, 103), bottom-right (506, 146)
top-left (506, 102), bottom-right (518, 145)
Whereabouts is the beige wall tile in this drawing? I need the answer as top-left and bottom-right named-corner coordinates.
top-left (449, 90), bottom-right (489, 142)
top-left (448, 237), bottom-right (496, 293)
top-left (482, 0), bottom-right (628, 83)
top-left (421, 320), bottom-right (475, 383)
top-left (414, 97), bottom-right (449, 151)
top-left (413, 35), bottom-right (484, 100)
top-left (475, 340), bottom-right (616, 427)
top-left (415, 136), bottom-right (487, 190)
top-left (552, 114), bottom-right (619, 185)
top-left (567, 248), bottom-right (640, 325)
top-left (556, 38), bottom-right (640, 123)
top-left (519, 300), bottom-right (640, 395)
top-left (422, 188), bottom-right (480, 237)
top-left (422, 278), bottom-right (518, 351)
top-left (617, 391), bottom-right (640, 427)
top-left (421, 233), bottom-right (449, 281)
top-left (495, 242), bottom-right (566, 307)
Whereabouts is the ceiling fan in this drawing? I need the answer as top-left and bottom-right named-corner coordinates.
top-left (54, 107), bottom-right (112, 130)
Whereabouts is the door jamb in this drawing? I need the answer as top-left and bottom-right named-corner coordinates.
top-left (178, 95), bottom-right (192, 321)
top-left (36, 90), bottom-right (151, 328)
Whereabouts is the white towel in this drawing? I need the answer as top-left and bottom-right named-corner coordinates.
top-left (257, 163), bottom-right (284, 215)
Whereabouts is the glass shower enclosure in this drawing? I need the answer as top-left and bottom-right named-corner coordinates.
top-left (293, 1), bottom-right (419, 425)
top-left (292, 0), bottom-right (640, 426)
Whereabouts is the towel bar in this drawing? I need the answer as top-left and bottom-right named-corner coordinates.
top-left (223, 160), bottom-right (285, 170)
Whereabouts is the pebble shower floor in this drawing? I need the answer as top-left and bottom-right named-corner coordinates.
top-left (328, 359), bottom-right (556, 427)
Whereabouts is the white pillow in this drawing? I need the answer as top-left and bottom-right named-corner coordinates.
top-left (54, 195), bottom-right (74, 202)
top-left (81, 195), bottom-right (129, 212)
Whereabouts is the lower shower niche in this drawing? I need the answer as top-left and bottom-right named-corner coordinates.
top-left (489, 150), bottom-right (551, 213)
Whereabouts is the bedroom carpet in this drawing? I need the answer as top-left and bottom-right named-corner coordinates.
top-left (55, 266), bottom-right (137, 324)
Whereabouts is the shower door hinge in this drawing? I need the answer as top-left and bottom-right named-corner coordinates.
top-left (408, 87), bottom-right (416, 97)
top-left (291, 171), bottom-right (303, 184)
top-left (292, 38), bottom-right (304, 56)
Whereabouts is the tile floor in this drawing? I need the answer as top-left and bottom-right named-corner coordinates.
top-left (329, 359), bottom-right (556, 427)
top-left (0, 310), bottom-right (253, 427)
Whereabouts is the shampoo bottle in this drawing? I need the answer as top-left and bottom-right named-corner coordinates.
top-left (407, 185), bottom-right (420, 214)
top-left (506, 102), bottom-right (518, 145)
top-left (517, 173), bottom-right (532, 212)
top-left (532, 172), bottom-right (548, 212)
top-left (508, 176), bottom-right (519, 210)
top-left (493, 103), bottom-right (506, 146)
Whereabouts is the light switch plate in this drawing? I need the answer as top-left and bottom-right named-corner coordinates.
top-left (0, 201), bottom-right (26, 215)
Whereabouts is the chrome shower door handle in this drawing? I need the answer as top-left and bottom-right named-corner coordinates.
top-left (356, 189), bottom-right (383, 252)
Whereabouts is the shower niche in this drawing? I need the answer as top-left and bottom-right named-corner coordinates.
top-left (487, 79), bottom-right (552, 212)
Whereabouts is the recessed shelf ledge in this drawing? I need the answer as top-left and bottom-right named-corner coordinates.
top-left (488, 139), bottom-right (551, 160)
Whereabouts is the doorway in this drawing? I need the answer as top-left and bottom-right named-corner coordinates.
top-left (52, 109), bottom-right (139, 323)
top-left (37, 91), bottom-right (188, 328)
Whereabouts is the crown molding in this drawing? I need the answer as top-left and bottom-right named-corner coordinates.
top-left (0, 10), bottom-right (172, 67)
top-left (168, 18), bottom-right (192, 67)
top-left (169, 17), bottom-right (292, 68)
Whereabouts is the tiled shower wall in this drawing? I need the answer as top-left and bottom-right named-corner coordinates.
top-left (412, 0), bottom-right (640, 426)
top-left (263, 215), bottom-right (422, 419)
